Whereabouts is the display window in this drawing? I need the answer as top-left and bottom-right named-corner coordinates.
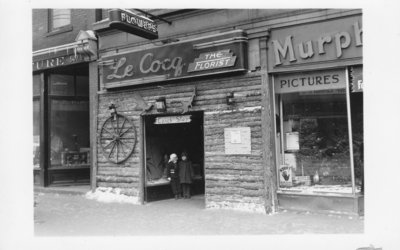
top-left (48, 65), bottom-right (90, 168)
top-left (33, 74), bottom-right (41, 170)
top-left (273, 69), bottom-right (362, 195)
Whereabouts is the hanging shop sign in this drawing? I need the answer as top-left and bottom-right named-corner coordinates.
top-left (350, 65), bottom-right (363, 92)
top-left (268, 15), bottom-right (362, 72)
top-left (101, 30), bottom-right (248, 89)
top-left (224, 127), bottom-right (251, 155)
top-left (108, 9), bottom-right (158, 40)
top-left (274, 68), bottom-right (346, 94)
top-left (155, 115), bottom-right (192, 124)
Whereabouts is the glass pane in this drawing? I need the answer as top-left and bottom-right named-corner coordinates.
top-left (33, 100), bottom-right (40, 169)
top-left (33, 74), bottom-right (41, 96)
top-left (49, 74), bottom-right (74, 96)
top-left (52, 9), bottom-right (71, 29)
top-left (50, 99), bottom-right (90, 167)
top-left (277, 90), bottom-right (354, 194)
top-left (351, 92), bottom-right (364, 193)
top-left (76, 75), bottom-right (89, 97)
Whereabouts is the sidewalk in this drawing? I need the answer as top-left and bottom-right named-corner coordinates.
top-left (34, 185), bottom-right (91, 195)
top-left (34, 191), bottom-right (364, 236)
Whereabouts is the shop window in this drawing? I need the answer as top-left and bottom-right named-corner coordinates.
top-left (50, 99), bottom-right (90, 167)
top-left (48, 66), bottom-right (90, 168)
top-left (49, 74), bottom-right (75, 96)
top-left (274, 70), bottom-right (360, 195)
top-left (33, 100), bottom-right (40, 169)
top-left (49, 9), bottom-right (71, 32)
top-left (76, 75), bottom-right (89, 97)
top-left (33, 74), bottom-right (41, 185)
top-left (33, 74), bottom-right (41, 97)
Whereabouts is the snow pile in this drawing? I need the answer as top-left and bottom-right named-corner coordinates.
top-left (85, 187), bottom-right (139, 204)
top-left (207, 201), bottom-right (266, 214)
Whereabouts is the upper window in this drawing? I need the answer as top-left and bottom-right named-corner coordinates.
top-left (49, 9), bottom-right (71, 31)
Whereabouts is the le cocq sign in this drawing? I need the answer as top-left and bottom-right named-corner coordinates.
top-left (268, 15), bottom-right (362, 72)
top-left (101, 30), bottom-right (248, 89)
top-left (109, 9), bottom-right (158, 40)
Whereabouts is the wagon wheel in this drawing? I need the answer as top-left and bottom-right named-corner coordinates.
top-left (100, 114), bottom-right (136, 164)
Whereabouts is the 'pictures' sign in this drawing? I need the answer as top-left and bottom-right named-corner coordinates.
top-left (101, 30), bottom-right (248, 89)
top-left (274, 69), bottom-right (346, 94)
top-left (109, 9), bottom-right (158, 40)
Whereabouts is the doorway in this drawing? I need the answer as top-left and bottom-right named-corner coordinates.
top-left (143, 112), bottom-right (205, 202)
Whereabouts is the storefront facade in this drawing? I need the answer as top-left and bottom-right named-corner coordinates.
top-left (91, 8), bottom-right (363, 214)
top-left (267, 12), bottom-right (363, 214)
top-left (32, 35), bottom-right (98, 186)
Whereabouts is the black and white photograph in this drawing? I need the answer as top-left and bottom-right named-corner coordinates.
top-left (1, 1), bottom-right (400, 250)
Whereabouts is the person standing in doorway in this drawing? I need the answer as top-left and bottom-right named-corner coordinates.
top-left (167, 153), bottom-right (181, 199)
top-left (179, 152), bottom-right (194, 199)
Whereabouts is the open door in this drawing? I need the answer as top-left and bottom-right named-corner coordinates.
top-left (143, 112), bottom-right (205, 202)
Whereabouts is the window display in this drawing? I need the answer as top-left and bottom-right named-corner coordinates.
top-left (50, 100), bottom-right (90, 167)
top-left (33, 100), bottom-right (40, 169)
top-left (48, 66), bottom-right (90, 168)
top-left (276, 90), bottom-right (360, 194)
top-left (33, 74), bottom-right (41, 170)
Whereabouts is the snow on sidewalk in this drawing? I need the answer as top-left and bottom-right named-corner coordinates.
top-left (85, 187), bottom-right (139, 204)
top-left (34, 192), bottom-right (364, 236)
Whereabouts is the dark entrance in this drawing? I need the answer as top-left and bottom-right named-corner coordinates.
top-left (143, 112), bottom-right (205, 202)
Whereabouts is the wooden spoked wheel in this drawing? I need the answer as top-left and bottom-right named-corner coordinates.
top-left (100, 114), bottom-right (136, 164)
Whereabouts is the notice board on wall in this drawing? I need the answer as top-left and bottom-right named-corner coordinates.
top-left (224, 127), bottom-right (251, 155)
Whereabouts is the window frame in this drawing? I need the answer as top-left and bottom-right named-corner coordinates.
top-left (47, 9), bottom-right (73, 36)
top-left (272, 67), bottom-right (357, 196)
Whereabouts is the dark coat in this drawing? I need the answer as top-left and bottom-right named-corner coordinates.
top-left (166, 161), bottom-right (179, 179)
top-left (178, 160), bottom-right (194, 184)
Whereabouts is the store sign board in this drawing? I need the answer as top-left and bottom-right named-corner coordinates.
top-left (274, 69), bottom-right (346, 94)
top-left (155, 115), bottom-right (191, 124)
top-left (187, 50), bottom-right (237, 72)
top-left (351, 65), bottom-right (363, 92)
top-left (101, 30), bottom-right (247, 89)
top-left (224, 127), bottom-right (251, 155)
top-left (109, 9), bottom-right (158, 40)
top-left (33, 54), bottom-right (88, 71)
top-left (268, 15), bottom-right (362, 72)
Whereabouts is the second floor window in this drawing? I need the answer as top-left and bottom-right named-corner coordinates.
top-left (49, 9), bottom-right (71, 31)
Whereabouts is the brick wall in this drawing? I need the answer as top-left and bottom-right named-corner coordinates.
top-left (32, 9), bottom-right (97, 51)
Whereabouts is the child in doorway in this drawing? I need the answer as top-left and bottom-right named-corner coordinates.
top-left (166, 153), bottom-right (181, 199)
top-left (179, 152), bottom-right (194, 199)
